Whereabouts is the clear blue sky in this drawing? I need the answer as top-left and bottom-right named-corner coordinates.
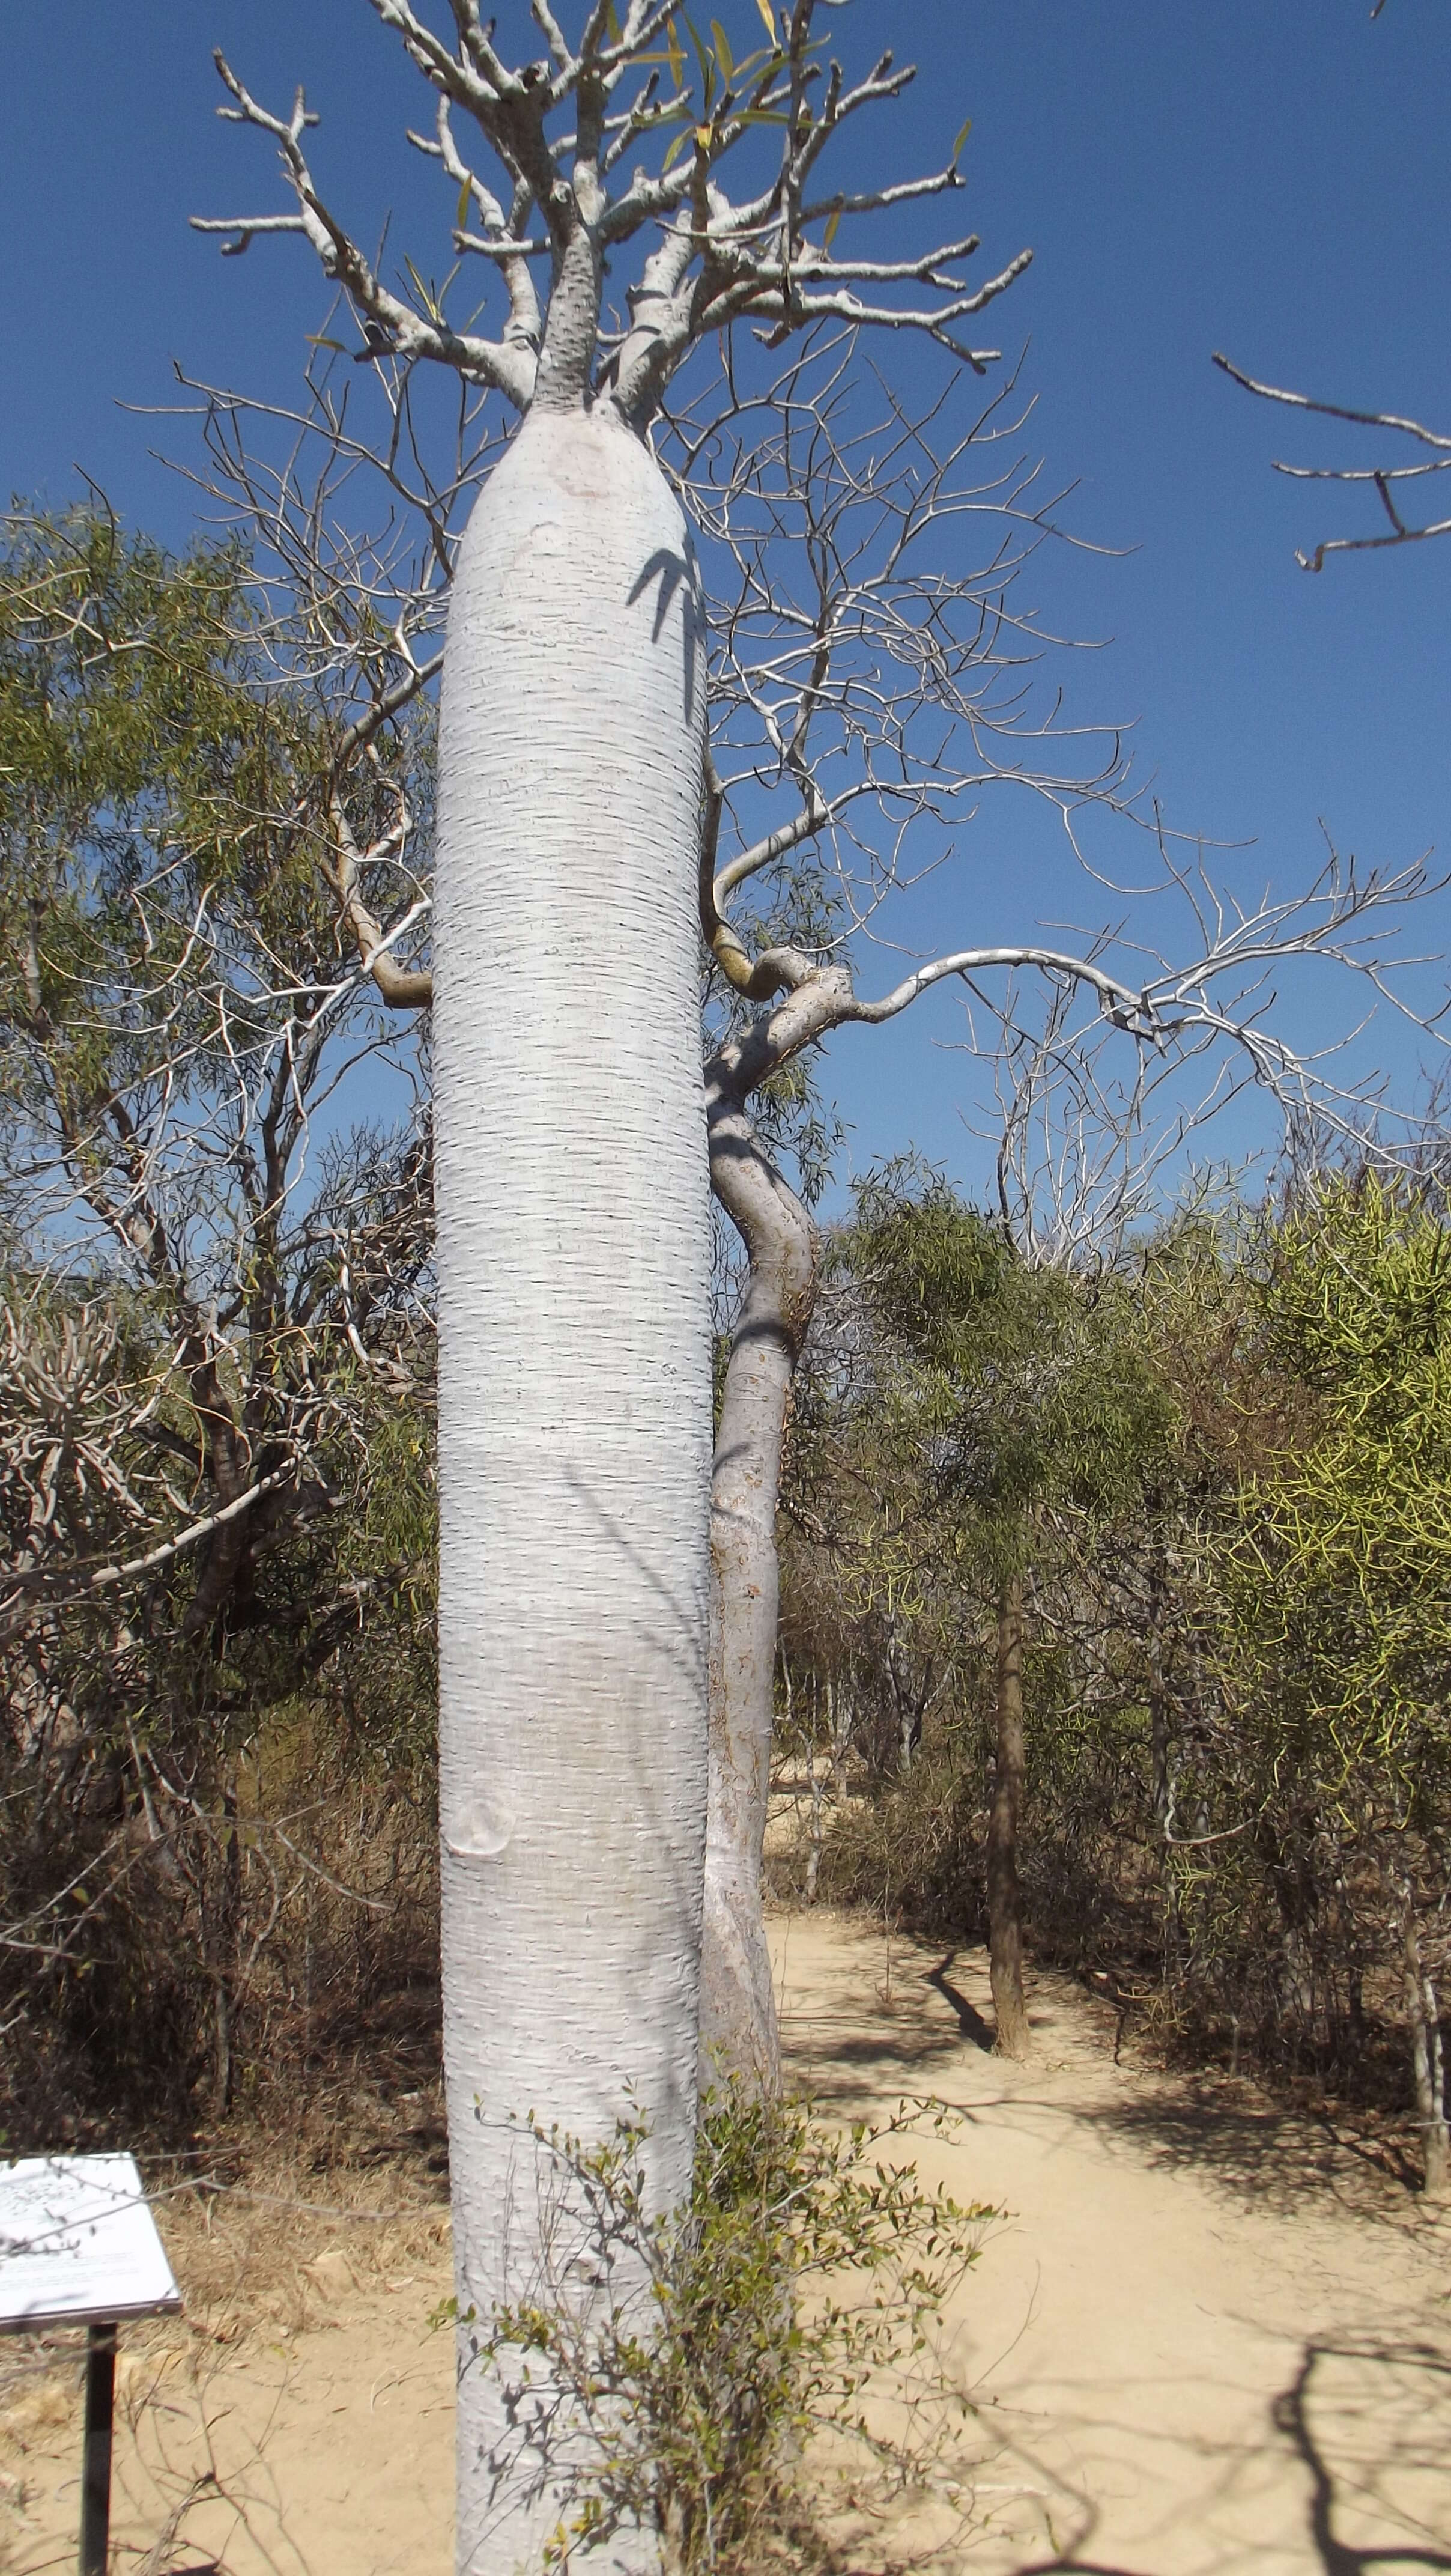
top-left (5, 2), bottom-right (1448, 1205)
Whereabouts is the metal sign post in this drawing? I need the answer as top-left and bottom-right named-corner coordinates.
top-left (0, 2155), bottom-right (181, 2576)
top-left (80, 2321), bottom-right (118, 2576)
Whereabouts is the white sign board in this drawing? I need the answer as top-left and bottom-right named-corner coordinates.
top-left (0, 2155), bottom-right (181, 2331)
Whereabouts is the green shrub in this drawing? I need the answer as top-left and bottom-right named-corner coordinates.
top-left (455, 2080), bottom-right (991, 2572)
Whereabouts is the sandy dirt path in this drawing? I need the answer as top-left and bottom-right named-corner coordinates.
top-left (4, 1910), bottom-right (1449, 2576)
top-left (775, 1912), bottom-right (1451, 2576)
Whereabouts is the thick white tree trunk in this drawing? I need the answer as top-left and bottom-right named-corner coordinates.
top-left (434, 407), bottom-right (712, 2574)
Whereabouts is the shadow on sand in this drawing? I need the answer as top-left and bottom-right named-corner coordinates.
top-left (974, 2335), bottom-right (1451, 2576)
top-left (786, 1928), bottom-right (1426, 2227)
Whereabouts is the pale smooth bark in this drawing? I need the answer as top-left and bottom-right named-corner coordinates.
top-left (699, 967), bottom-right (849, 2084)
top-left (988, 1569), bottom-right (1031, 2059)
top-left (435, 407), bottom-right (711, 2574)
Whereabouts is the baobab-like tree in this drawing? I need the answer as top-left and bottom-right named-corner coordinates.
top-left (193, 5), bottom-right (1438, 2562)
top-left (194, 13), bottom-right (1036, 2565)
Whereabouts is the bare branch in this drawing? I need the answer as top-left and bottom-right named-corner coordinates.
top-left (850, 946), bottom-right (1143, 1028)
top-left (1214, 350), bottom-right (1451, 568)
top-left (11, 1474), bottom-right (292, 1608)
top-left (1213, 353), bottom-right (1451, 455)
top-left (196, 54), bottom-right (536, 409)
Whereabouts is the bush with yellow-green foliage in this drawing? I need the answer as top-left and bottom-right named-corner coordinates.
top-left (1216, 1175), bottom-right (1451, 1811)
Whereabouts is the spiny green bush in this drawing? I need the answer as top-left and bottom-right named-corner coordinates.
top-left (454, 2080), bottom-right (992, 2574)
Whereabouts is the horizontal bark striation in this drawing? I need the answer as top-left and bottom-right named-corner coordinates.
top-left (434, 408), bottom-right (711, 2574)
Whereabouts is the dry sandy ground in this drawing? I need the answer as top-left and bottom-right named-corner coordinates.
top-left (4, 1910), bottom-right (1450, 2576)
top-left (774, 1913), bottom-right (1451, 2575)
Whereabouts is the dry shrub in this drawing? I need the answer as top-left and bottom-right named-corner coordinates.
top-left (811, 1688), bottom-right (1160, 1984)
top-left (0, 1712), bottom-right (440, 2157)
top-left (804, 1701), bottom-right (1429, 2122)
top-left (811, 1745), bottom-right (986, 1942)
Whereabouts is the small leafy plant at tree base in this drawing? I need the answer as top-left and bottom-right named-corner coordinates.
top-left (443, 2079), bottom-right (993, 2574)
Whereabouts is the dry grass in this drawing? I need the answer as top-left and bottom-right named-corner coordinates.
top-left (0, 2086), bottom-right (453, 2576)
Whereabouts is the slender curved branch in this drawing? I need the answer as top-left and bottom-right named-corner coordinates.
top-left (851, 946), bottom-right (1144, 1030)
top-left (195, 55), bottom-right (536, 407)
top-left (4, 1472), bottom-right (292, 1616)
top-left (1213, 354), bottom-right (1451, 456)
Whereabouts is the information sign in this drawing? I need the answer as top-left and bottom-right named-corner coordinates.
top-left (0, 2155), bottom-right (180, 2331)
top-left (0, 2154), bottom-right (181, 2576)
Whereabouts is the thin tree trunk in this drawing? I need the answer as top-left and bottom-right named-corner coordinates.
top-left (804, 1746), bottom-right (824, 1902)
top-left (889, 1634), bottom-right (930, 1776)
top-left (435, 407), bottom-right (711, 2574)
top-left (211, 1781), bottom-right (241, 2119)
top-left (1401, 1896), bottom-right (1450, 2201)
top-left (701, 1081), bottom-right (817, 2089)
top-left (1147, 1558), bottom-right (1183, 1979)
top-left (805, 1675), bottom-right (829, 1904)
top-left (1148, 1595), bottom-right (1171, 1836)
top-left (988, 1569), bottom-right (1031, 2059)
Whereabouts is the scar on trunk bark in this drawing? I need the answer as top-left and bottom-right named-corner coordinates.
top-left (988, 1569), bottom-right (1031, 2059)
